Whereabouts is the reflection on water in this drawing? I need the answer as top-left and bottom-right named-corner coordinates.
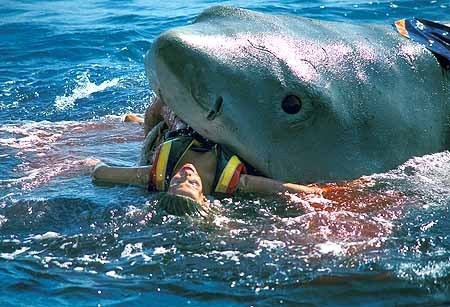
top-left (0, 118), bottom-right (142, 190)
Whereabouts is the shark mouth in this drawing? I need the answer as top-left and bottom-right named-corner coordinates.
top-left (152, 89), bottom-right (224, 135)
top-left (151, 94), bottom-right (189, 131)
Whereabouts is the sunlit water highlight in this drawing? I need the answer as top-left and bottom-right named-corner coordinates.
top-left (2, 0), bottom-right (450, 306)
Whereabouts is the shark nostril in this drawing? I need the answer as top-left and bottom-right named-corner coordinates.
top-left (206, 96), bottom-right (223, 120)
top-left (214, 96), bottom-right (223, 112)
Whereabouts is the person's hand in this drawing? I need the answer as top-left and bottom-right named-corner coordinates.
top-left (123, 114), bottom-right (144, 124)
top-left (82, 158), bottom-right (103, 176)
top-left (304, 185), bottom-right (323, 194)
top-left (91, 161), bottom-right (109, 178)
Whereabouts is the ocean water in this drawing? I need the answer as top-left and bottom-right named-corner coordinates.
top-left (1, 0), bottom-right (450, 306)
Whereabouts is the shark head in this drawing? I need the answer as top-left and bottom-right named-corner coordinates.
top-left (145, 6), bottom-right (449, 182)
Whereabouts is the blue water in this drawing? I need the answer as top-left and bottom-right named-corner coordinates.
top-left (2, 1), bottom-right (450, 306)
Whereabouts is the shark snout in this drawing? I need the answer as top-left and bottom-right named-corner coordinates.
top-left (150, 30), bottom-right (191, 81)
top-left (147, 27), bottom-right (230, 124)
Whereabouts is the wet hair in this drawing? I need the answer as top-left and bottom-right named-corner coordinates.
top-left (156, 193), bottom-right (208, 217)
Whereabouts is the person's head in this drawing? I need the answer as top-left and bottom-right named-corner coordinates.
top-left (157, 163), bottom-right (209, 216)
top-left (168, 163), bottom-right (207, 204)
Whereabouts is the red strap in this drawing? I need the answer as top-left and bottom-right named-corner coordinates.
top-left (226, 163), bottom-right (246, 194)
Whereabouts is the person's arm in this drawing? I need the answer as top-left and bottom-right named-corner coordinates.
top-left (236, 174), bottom-right (322, 194)
top-left (144, 97), bottom-right (164, 136)
top-left (138, 121), bottom-right (166, 166)
top-left (91, 163), bottom-right (151, 187)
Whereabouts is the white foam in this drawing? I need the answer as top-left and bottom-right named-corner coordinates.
top-left (0, 247), bottom-right (30, 260)
top-left (106, 270), bottom-right (123, 279)
top-left (398, 260), bottom-right (450, 280)
top-left (52, 261), bottom-right (73, 269)
top-left (28, 231), bottom-right (61, 240)
top-left (420, 220), bottom-right (437, 232)
top-left (211, 250), bottom-right (240, 262)
top-left (54, 72), bottom-right (120, 110)
top-left (121, 242), bottom-right (147, 259)
top-left (78, 254), bottom-right (110, 264)
top-left (0, 215), bottom-right (7, 228)
top-left (315, 241), bottom-right (344, 255)
top-left (153, 246), bottom-right (176, 255)
top-left (257, 239), bottom-right (286, 250)
top-left (213, 215), bottom-right (231, 227)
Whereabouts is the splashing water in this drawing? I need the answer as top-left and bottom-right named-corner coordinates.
top-left (1, 118), bottom-right (450, 305)
top-left (54, 72), bottom-right (120, 111)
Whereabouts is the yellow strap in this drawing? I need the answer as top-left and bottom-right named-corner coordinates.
top-left (395, 19), bottom-right (410, 39)
top-left (155, 141), bottom-right (172, 191)
top-left (215, 155), bottom-right (241, 193)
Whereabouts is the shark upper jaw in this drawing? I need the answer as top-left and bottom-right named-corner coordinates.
top-left (147, 43), bottom-right (229, 143)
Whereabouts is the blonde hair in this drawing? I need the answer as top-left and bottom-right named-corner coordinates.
top-left (156, 193), bottom-right (208, 217)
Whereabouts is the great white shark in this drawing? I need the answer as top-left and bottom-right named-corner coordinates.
top-left (145, 5), bottom-right (450, 183)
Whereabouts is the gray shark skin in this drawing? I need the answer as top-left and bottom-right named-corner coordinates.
top-left (145, 6), bottom-right (450, 183)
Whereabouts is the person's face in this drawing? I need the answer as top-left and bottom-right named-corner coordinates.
top-left (168, 163), bottom-right (206, 203)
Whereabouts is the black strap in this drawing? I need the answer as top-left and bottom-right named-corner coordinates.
top-left (164, 127), bottom-right (215, 149)
top-left (164, 136), bottom-right (194, 188)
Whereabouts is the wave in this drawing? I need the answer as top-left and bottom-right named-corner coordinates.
top-left (54, 72), bottom-right (120, 111)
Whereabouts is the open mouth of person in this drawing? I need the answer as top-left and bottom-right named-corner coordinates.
top-left (179, 163), bottom-right (197, 174)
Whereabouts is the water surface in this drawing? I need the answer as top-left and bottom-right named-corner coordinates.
top-left (1, 1), bottom-right (450, 306)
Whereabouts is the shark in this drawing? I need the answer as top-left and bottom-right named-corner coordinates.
top-left (145, 6), bottom-right (450, 182)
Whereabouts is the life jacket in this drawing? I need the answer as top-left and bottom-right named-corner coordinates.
top-left (148, 129), bottom-right (246, 194)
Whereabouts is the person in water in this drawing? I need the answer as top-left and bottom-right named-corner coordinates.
top-left (93, 96), bottom-right (322, 216)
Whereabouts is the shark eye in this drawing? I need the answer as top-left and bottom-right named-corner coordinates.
top-left (282, 95), bottom-right (302, 114)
